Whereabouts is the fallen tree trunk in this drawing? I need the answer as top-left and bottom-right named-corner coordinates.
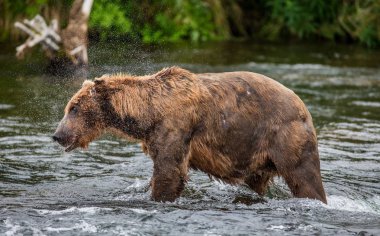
top-left (14, 0), bottom-right (93, 76)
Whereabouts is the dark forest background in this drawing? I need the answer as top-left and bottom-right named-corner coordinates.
top-left (1, 0), bottom-right (379, 47)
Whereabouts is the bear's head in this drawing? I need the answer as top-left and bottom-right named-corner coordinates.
top-left (53, 80), bottom-right (107, 152)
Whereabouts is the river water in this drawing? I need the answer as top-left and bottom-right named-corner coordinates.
top-left (0, 41), bottom-right (379, 235)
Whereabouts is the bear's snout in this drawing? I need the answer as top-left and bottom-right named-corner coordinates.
top-left (52, 130), bottom-right (74, 148)
top-left (52, 131), bottom-right (66, 145)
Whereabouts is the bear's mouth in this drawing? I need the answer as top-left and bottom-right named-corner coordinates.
top-left (64, 141), bottom-right (78, 152)
top-left (52, 133), bottom-right (78, 152)
top-left (60, 136), bottom-right (79, 152)
top-left (63, 135), bottom-right (92, 152)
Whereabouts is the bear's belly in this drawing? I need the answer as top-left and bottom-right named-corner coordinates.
top-left (188, 143), bottom-right (253, 184)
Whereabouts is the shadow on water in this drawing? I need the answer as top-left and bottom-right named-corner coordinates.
top-left (0, 41), bottom-right (380, 235)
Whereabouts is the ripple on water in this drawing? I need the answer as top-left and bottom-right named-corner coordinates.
top-left (0, 104), bottom-right (14, 110)
top-left (352, 101), bottom-right (380, 108)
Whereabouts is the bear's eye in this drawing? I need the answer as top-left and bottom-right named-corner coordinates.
top-left (70, 105), bottom-right (78, 114)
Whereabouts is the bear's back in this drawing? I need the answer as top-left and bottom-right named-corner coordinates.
top-left (196, 71), bottom-right (310, 126)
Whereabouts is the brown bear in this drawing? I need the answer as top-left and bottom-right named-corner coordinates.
top-left (53, 67), bottom-right (327, 203)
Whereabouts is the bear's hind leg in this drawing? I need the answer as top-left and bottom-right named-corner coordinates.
top-left (280, 160), bottom-right (327, 203)
top-left (272, 141), bottom-right (327, 203)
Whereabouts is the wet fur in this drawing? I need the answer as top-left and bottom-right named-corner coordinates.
top-left (58, 67), bottom-right (327, 203)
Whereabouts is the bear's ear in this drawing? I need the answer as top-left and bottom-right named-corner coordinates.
top-left (155, 67), bottom-right (176, 80)
top-left (94, 78), bottom-right (104, 86)
top-left (94, 74), bottom-right (108, 85)
top-left (155, 66), bottom-right (193, 81)
top-left (93, 75), bottom-right (121, 95)
top-left (93, 76), bottom-right (107, 95)
top-left (82, 80), bottom-right (95, 88)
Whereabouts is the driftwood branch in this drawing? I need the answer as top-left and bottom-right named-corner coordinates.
top-left (14, 15), bottom-right (61, 59)
top-left (14, 0), bottom-right (93, 74)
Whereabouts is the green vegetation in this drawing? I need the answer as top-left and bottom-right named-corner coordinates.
top-left (1, 0), bottom-right (379, 47)
top-left (0, 0), bottom-right (72, 42)
top-left (89, 0), bottom-right (221, 42)
top-left (90, 0), bottom-right (132, 41)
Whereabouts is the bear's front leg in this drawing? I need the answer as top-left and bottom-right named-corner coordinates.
top-left (148, 127), bottom-right (190, 202)
top-left (151, 161), bottom-right (188, 202)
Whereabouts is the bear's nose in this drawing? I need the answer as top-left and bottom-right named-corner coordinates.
top-left (52, 130), bottom-right (72, 147)
top-left (52, 135), bottom-right (61, 142)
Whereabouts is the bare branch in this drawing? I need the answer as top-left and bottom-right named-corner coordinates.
top-left (81, 0), bottom-right (94, 16)
top-left (14, 15), bottom-right (61, 59)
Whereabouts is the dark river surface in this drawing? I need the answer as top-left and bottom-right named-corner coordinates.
top-left (0, 41), bottom-right (379, 235)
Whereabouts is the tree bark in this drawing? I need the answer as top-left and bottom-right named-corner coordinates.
top-left (61, 0), bottom-right (93, 66)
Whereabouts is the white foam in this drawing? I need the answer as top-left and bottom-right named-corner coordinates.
top-left (124, 179), bottom-right (150, 193)
top-left (129, 208), bottom-right (158, 214)
top-left (325, 195), bottom-right (380, 214)
top-left (7, 219), bottom-right (47, 236)
top-left (110, 225), bottom-right (139, 235)
top-left (267, 225), bottom-right (287, 230)
top-left (114, 179), bottom-right (150, 200)
top-left (36, 206), bottom-right (111, 215)
top-left (4, 219), bottom-right (22, 236)
top-left (126, 179), bottom-right (147, 190)
top-left (213, 180), bottom-right (239, 191)
top-left (3, 219), bottom-right (46, 236)
top-left (45, 220), bottom-right (97, 233)
top-left (267, 224), bottom-right (314, 231)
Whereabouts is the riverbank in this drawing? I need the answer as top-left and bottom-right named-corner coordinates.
top-left (1, 0), bottom-right (380, 48)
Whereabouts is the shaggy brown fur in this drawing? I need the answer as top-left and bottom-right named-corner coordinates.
top-left (53, 66), bottom-right (327, 203)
